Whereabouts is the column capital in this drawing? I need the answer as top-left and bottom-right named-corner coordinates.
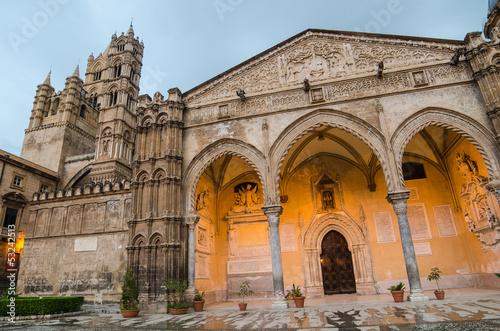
top-left (262, 205), bottom-right (283, 216)
top-left (184, 214), bottom-right (200, 230)
top-left (386, 190), bottom-right (410, 215)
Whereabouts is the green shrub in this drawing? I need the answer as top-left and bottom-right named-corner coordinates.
top-left (0, 296), bottom-right (84, 316)
top-left (167, 302), bottom-right (190, 309)
top-left (121, 270), bottom-right (139, 310)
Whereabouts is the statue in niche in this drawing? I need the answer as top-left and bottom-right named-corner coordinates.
top-left (228, 182), bottom-right (262, 215)
top-left (196, 190), bottom-right (209, 211)
top-left (322, 190), bottom-right (334, 208)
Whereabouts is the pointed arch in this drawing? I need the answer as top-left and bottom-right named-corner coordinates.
top-left (182, 138), bottom-right (266, 215)
top-left (152, 168), bottom-right (166, 180)
top-left (136, 170), bottom-right (150, 182)
top-left (64, 164), bottom-right (92, 190)
top-left (149, 232), bottom-right (164, 245)
top-left (302, 212), bottom-right (376, 296)
top-left (391, 107), bottom-right (500, 190)
top-left (269, 109), bottom-right (391, 205)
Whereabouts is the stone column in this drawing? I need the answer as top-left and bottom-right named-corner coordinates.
top-left (184, 215), bottom-right (200, 298)
top-left (386, 191), bottom-right (428, 302)
top-left (262, 205), bottom-right (288, 309)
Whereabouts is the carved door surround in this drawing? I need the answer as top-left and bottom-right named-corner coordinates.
top-left (302, 212), bottom-right (376, 297)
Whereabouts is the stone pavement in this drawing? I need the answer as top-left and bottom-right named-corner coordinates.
top-left (2, 288), bottom-right (500, 330)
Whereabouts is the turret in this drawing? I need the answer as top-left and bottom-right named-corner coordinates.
top-left (28, 72), bottom-right (55, 128)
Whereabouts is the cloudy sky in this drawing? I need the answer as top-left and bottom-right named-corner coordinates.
top-left (0, 0), bottom-right (489, 156)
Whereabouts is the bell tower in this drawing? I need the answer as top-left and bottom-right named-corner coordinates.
top-left (21, 66), bottom-right (99, 174)
top-left (86, 25), bottom-right (144, 182)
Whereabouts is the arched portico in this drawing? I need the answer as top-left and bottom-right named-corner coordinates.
top-left (391, 108), bottom-right (500, 190)
top-left (269, 109), bottom-right (394, 206)
top-left (182, 138), bottom-right (267, 216)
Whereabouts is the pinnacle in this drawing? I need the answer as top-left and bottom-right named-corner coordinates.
top-left (127, 23), bottom-right (134, 36)
top-left (72, 64), bottom-right (80, 77)
top-left (43, 72), bottom-right (51, 85)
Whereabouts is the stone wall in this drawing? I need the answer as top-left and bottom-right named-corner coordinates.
top-left (18, 184), bottom-right (130, 302)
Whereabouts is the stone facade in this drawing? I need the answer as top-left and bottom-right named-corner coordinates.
top-left (5, 2), bottom-right (500, 310)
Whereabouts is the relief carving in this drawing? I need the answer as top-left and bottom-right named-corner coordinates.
top-left (185, 33), bottom-right (457, 107)
top-left (456, 152), bottom-right (500, 249)
top-left (228, 182), bottom-right (263, 215)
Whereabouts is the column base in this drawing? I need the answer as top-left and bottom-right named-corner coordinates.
top-left (271, 298), bottom-right (289, 309)
top-left (408, 291), bottom-right (429, 302)
top-left (184, 286), bottom-right (198, 301)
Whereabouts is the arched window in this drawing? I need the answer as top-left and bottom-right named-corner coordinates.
top-left (51, 98), bottom-right (59, 115)
top-left (109, 90), bottom-right (118, 106)
top-left (80, 105), bottom-right (86, 119)
top-left (93, 71), bottom-right (101, 81)
top-left (402, 162), bottom-right (427, 180)
top-left (117, 43), bottom-right (125, 52)
top-left (114, 64), bottom-right (122, 78)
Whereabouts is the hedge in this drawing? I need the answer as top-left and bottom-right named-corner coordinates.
top-left (0, 296), bottom-right (84, 316)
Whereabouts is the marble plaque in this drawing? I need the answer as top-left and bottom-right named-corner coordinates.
top-left (374, 211), bottom-right (396, 243)
top-left (279, 223), bottom-right (298, 252)
top-left (433, 205), bottom-right (458, 238)
top-left (74, 237), bottom-right (98, 252)
top-left (237, 223), bottom-right (267, 247)
top-left (227, 257), bottom-right (272, 274)
top-left (407, 203), bottom-right (432, 240)
top-left (414, 242), bottom-right (432, 256)
top-left (408, 187), bottom-right (419, 200)
top-left (195, 253), bottom-right (210, 279)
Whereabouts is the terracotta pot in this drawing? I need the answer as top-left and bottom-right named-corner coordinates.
top-left (434, 291), bottom-right (445, 300)
top-left (293, 296), bottom-right (305, 308)
top-left (390, 290), bottom-right (405, 302)
top-left (193, 300), bottom-right (205, 312)
top-left (238, 303), bottom-right (247, 311)
top-left (120, 309), bottom-right (140, 318)
top-left (169, 308), bottom-right (189, 315)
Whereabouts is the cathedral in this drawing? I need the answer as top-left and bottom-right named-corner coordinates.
top-left (2, 1), bottom-right (500, 312)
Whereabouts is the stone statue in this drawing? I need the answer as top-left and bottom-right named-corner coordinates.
top-left (196, 190), bottom-right (209, 211)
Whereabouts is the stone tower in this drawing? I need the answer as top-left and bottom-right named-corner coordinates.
top-left (128, 89), bottom-right (187, 301)
top-left (465, 0), bottom-right (500, 140)
top-left (21, 67), bottom-right (99, 174)
top-left (85, 25), bottom-right (144, 183)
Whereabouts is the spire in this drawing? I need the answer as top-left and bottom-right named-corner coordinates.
top-left (127, 23), bottom-right (134, 37)
top-left (43, 72), bottom-right (51, 85)
top-left (72, 64), bottom-right (80, 78)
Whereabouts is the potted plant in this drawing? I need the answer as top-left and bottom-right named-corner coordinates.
top-left (236, 280), bottom-right (254, 311)
top-left (120, 270), bottom-right (140, 318)
top-left (387, 282), bottom-right (405, 302)
top-left (427, 267), bottom-right (445, 300)
top-left (193, 291), bottom-right (205, 312)
top-left (163, 278), bottom-right (189, 314)
top-left (286, 284), bottom-right (305, 308)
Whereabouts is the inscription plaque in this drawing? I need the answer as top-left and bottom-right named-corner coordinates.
top-left (373, 211), bottom-right (396, 243)
top-left (433, 205), bottom-right (458, 238)
top-left (407, 203), bottom-right (432, 240)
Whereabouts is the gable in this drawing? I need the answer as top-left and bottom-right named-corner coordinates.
top-left (184, 29), bottom-right (462, 106)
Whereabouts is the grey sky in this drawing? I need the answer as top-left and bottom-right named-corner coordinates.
top-left (0, 0), bottom-right (489, 156)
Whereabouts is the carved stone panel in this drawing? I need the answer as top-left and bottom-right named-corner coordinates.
top-left (106, 200), bottom-right (121, 231)
top-left (49, 207), bottom-right (65, 236)
top-left (66, 206), bottom-right (81, 235)
top-left (35, 209), bottom-right (49, 237)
